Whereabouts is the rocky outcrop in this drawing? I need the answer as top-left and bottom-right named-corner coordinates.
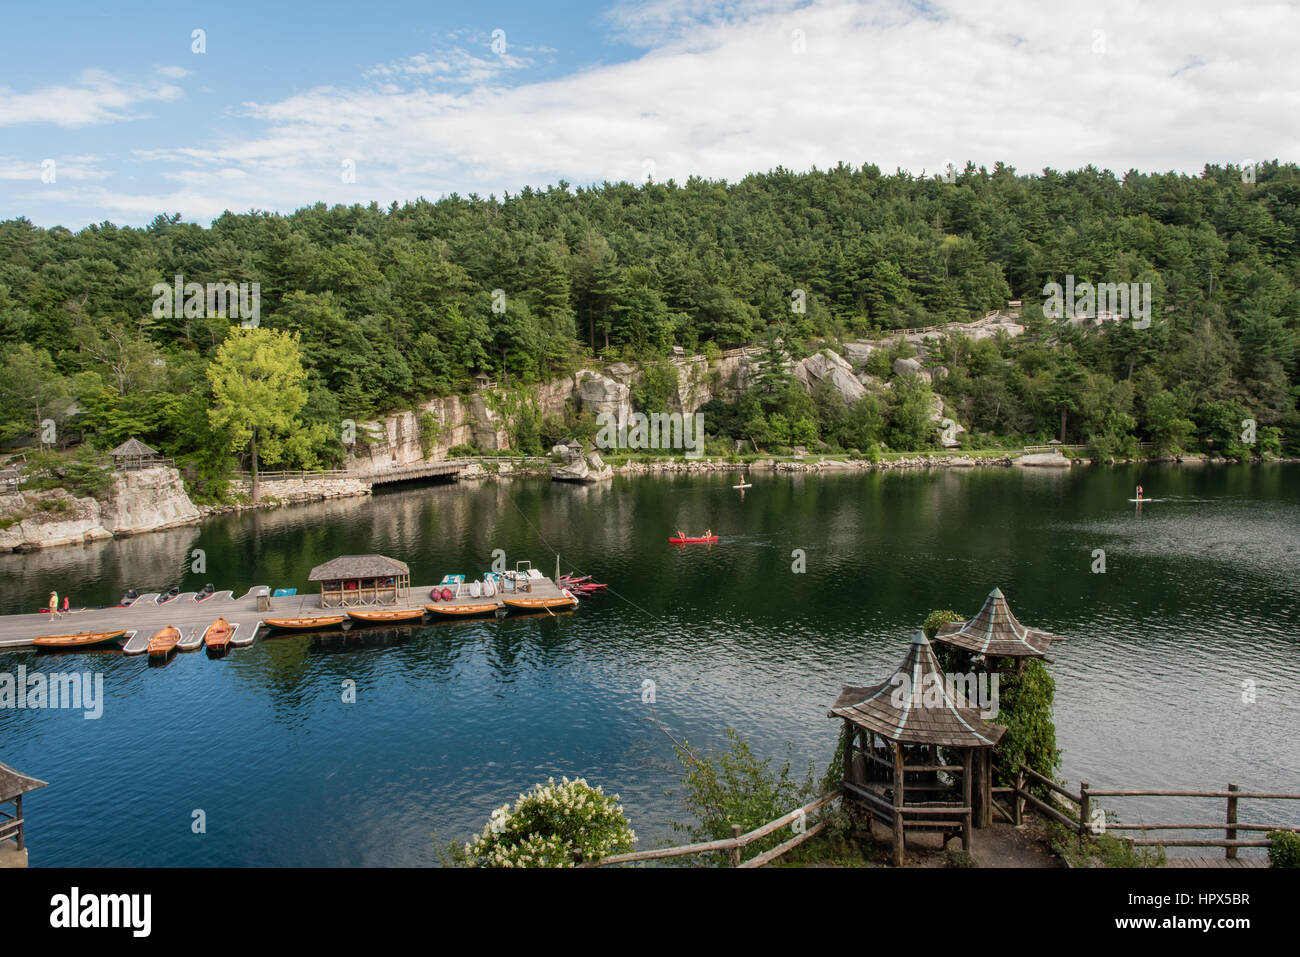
top-left (550, 447), bottom-right (613, 483)
top-left (0, 466), bottom-right (200, 551)
top-left (575, 370), bottom-right (632, 424)
top-left (796, 350), bottom-right (867, 403)
top-left (1013, 452), bottom-right (1072, 468)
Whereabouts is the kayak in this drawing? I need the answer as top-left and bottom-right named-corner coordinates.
top-left (669, 536), bottom-right (718, 544)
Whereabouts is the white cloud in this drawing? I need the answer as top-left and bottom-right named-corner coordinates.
top-left (0, 155), bottom-right (112, 181)
top-left (24, 0), bottom-right (1300, 223)
top-left (0, 69), bottom-right (183, 127)
top-left (156, 65), bottom-right (193, 79)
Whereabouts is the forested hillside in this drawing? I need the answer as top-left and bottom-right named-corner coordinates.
top-left (1, 160), bottom-right (1297, 484)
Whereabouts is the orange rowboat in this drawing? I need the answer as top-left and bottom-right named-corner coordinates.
top-left (264, 616), bottom-right (346, 631)
top-left (424, 601), bottom-right (498, 618)
top-left (204, 618), bottom-right (234, 651)
top-left (501, 590), bottom-right (578, 612)
top-left (346, 608), bottom-right (426, 624)
top-left (32, 630), bottom-right (126, 649)
top-left (147, 625), bottom-right (181, 658)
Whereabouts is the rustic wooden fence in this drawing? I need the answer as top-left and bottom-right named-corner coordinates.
top-left (580, 791), bottom-right (840, 868)
top-left (994, 765), bottom-right (1300, 859)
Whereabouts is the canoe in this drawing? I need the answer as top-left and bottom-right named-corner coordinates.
top-left (501, 590), bottom-right (578, 611)
top-left (32, 630), bottom-right (126, 649)
top-left (264, 616), bottom-right (346, 631)
top-left (425, 601), bottom-right (499, 618)
top-left (346, 608), bottom-right (426, 624)
top-left (148, 625), bottom-right (181, 658)
top-left (204, 618), bottom-right (234, 651)
top-left (669, 535), bottom-right (718, 544)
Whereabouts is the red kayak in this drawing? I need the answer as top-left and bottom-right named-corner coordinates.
top-left (669, 536), bottom-right (718, 544)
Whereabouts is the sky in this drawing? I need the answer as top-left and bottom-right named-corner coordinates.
top-left (1, 0), bottom-right (1297, 229)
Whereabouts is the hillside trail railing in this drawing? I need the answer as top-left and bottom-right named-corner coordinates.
top-left (994, 764), bottom-right (1300, 858)
top-left (579, 791), bottom-right (840, 868)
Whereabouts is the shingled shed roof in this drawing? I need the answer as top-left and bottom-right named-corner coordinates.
top-left (0, 761), bottom-right (48, 802)
top-left (829, 630), bottom-right (1005, 748)
top-left (308, 554), bottom-right (409, 581)
top-left (109, 437), bottom-right (160, 457)
top-left (934, 587), bottom-right (1057, 658)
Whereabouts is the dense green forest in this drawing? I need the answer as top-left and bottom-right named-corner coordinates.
top-left (0, 160), bottom-right (1297, 492)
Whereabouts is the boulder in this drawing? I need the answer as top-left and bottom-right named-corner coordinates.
top-left (1014, 452), bottom-right (1072, 468)
top-left (841, 341), bottom-right (875, 368)
top-left (796, 350), bottom-right (866, 403)
top-left (893, 357), bottom-right (931, 384)
top-left (551, 451), bottom-right (613, 483)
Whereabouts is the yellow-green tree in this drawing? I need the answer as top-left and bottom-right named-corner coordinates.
top-left (207, 327), bottom-right (309, 502)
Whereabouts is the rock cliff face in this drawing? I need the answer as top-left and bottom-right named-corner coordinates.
top-left (346, 312), bottom-right (1025, 466)
top-left (0, 466), bottom-right (200, 551)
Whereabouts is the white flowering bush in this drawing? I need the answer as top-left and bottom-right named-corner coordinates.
top-left (463, 777), bottom-right (636, 867)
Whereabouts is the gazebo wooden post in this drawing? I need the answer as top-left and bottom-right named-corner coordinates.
top-left (961, 749), bottom-right (973, 851)
top-left (978, 750), bottom-right (993, 828)
top-left (892, 742), bottom-right (905, 866)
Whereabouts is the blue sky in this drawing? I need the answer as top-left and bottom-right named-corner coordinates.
top-left (2, 0), bottom-right (1297, 228)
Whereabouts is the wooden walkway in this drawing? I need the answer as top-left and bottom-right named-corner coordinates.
top-left (367, 461), bottom-right (466, 485)
top-left (1165, 857), bottom-right (1268, 868)
top-left (0, 577), bottom-right (575, 652)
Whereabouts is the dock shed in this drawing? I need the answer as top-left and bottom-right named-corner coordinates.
top-left (309, 555), bottom-right (410, 608)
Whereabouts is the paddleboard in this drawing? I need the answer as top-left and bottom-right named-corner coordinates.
top-left (733, 484), bottom-right (752, 489)
top-left (1128, 498), bottom-right (1154, 503)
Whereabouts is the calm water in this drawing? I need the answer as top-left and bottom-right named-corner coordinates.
top-left (2, 464), bottom-right (1298, 866)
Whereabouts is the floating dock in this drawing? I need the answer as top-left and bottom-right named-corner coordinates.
top-left (0, 577), bottom-right (577, 652)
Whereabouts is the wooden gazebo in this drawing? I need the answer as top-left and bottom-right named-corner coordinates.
top-left (109, 437), bottom-right (162, 470)
top-left (933, 587), bottom-right (1059, 671)
top-left (0, 761), bottom-right (47, 863)
top-left (830, 630), bottom-right (1005, 865)
top-left (309, 554), bottom-right (410, 608)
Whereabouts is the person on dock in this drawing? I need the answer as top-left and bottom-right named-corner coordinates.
top-left (49, 591), bottom-right (59, 618)
top-left (62, 595), bottom-right (69, 615)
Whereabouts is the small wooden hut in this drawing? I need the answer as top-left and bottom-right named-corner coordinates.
top-left (829, 629), bottom-right (1005, 865)
top-left (0, 761), bottom-right (47, 860)
top-left (309, 555), bottom-right (410, 608)
top-left (933, 587), bottom-right (1059, 670)
top-left (109, 437), bottom-right (162, 471)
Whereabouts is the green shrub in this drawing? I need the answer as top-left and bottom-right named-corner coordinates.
top-left (671, 729), bottom-right (817, 865)
top-left (460, 777), bottom-right (636, 868)
top-left (991, 658), bottom-right (1061, 792)
top-left (1268, 830), bottom-right (1300, 867)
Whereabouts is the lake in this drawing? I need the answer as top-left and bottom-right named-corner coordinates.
top-left (2, 462), bottom-right (1298, 865)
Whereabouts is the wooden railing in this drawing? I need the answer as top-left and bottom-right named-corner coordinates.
top-left (229, 468), bottom-right (352, 482)
top-left (994, 764), bottom-right (1300, 859)
top-left (580, 791), bottom-right (841, 868)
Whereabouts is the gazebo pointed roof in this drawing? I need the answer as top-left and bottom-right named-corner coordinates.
top-left (933, 587), bottom-right (1057, 658)
top-left (109, 437), bottom-right (160, 457)
top-left (0, 761), bottom-right (48, 802)
top-left (829, 630), bottom-right (1005, 748)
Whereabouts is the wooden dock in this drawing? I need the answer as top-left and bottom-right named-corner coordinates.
top-left (0, 576), bottom-right (577, 653)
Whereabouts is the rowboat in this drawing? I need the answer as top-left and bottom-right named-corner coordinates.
top-left (501, 589), bottom-right (579, 612)
top-left (425, 601), bottom-right (499, 618)
top-left (346, 608), bottom-right (426, 624)
top-left (264, 616), bottom-right (346, 631)
top-left (32, 630), bottom-right (126, 650)
top-left (204, 618), bottom-right (234, 651)
top-left (669, 535), bottom-right (718, 544)
top-left (147, 626), bottom-right (181, 658)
